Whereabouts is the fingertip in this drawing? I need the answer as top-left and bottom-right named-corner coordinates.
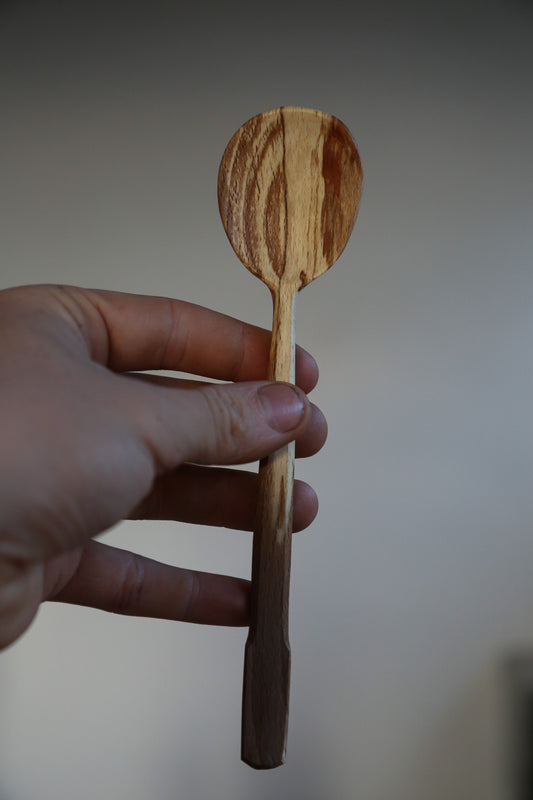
top-left (185, 573), bottom-right (251, 626)
top-left (257, 382), bottom-right (308, 433)
top-left (295, 346), bottom-right (319, 393)
top-left (293, 480), bottom-right (319, 531)
top-left (295, 402), bottom-right (328, 458)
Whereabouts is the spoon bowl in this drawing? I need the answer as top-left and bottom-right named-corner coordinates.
top-left (218, 106), bottom-right (362, 292)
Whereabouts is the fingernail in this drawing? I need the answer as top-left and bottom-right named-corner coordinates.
top-left (258, 383), bottom-right (306, 432)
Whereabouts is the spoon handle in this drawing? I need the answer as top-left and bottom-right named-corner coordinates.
top-left (242, 283), bottom-right (296, 769)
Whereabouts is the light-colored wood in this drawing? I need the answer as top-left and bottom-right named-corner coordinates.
top-left (218, 107), bottom-right (362, 769)
top-left (218, 107), bottom-right (362, 291)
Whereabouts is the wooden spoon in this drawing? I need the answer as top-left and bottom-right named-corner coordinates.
top-left (218, 106), bottom-right (363, 769)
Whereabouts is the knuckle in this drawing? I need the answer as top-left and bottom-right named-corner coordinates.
top-left (132, 478), bottom-right (165, 521)
top-left (181, 570), bottom-right (201, 623)
top-left (199, 386), bottom-right (250, 462)
top-left (110, 553), bottom-right (145, 615)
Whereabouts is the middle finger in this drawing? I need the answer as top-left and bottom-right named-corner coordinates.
top-left (130, 464), bottom-right (319, 532)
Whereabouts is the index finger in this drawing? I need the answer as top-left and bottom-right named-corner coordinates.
top-left (74, 287), bottom-right (318, 391)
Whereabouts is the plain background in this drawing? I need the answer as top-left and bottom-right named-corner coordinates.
top-left (1, 1), bottom-right (533, 798)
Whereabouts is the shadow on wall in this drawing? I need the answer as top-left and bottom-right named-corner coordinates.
top-left (393, 661), bottom-right (508, 800)
top-left (251, 738), bottom-right (332, 800)
top-left (0, 672), bottom-right (11, 800)
top-left (503, 653), bottom-right (533, 800)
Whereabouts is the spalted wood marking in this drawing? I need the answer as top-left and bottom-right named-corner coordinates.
top-left (218, 107), bottom-right (362, 291)
top-left (321, 117), bottom-right (362, 266)
top-left (218, 107), bottom-right (363, 770)
top-left (219, 110), bottom-right (286, 287)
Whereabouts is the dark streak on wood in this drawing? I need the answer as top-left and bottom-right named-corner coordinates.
top-left (250, 112), bottom-right (285, 278)
top-left (277, 474), bottom-right (288, 538)
top-left (279, 108), bottom-right (288, 281)
top-left (264, 161), bottom-right (286, 277)
top-left (321, 117), bottom-right (361, 266)
top-left (219, 111), bottom-right (289, 281)
top-left (238, 118), bottom-right (261, 269)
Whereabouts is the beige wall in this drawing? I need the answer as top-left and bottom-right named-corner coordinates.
top-left (1, 1), bottom-right (533, 797)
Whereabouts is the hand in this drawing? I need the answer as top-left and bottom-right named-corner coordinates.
top-left (0, 285), bottom-right (326, 650)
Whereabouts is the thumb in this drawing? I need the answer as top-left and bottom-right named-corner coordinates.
top-left (140, 381), bottom-right (311, 469)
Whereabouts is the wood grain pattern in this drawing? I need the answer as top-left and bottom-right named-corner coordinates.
top-left (218, 107), bottom-right (362, 290)
top-left (218, 107), bottom-right (362, 769)
top-left (241, 283), bottom-right (295, 769)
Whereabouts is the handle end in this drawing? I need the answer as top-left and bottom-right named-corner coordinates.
top-left (241, 632), bottom-right (291, 769)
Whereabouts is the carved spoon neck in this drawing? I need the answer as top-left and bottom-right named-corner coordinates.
top-left (268, 285), bottom-right (296, 384)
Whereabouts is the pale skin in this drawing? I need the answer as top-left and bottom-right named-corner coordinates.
top-left (0, 285), bottom-right (327, 651)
